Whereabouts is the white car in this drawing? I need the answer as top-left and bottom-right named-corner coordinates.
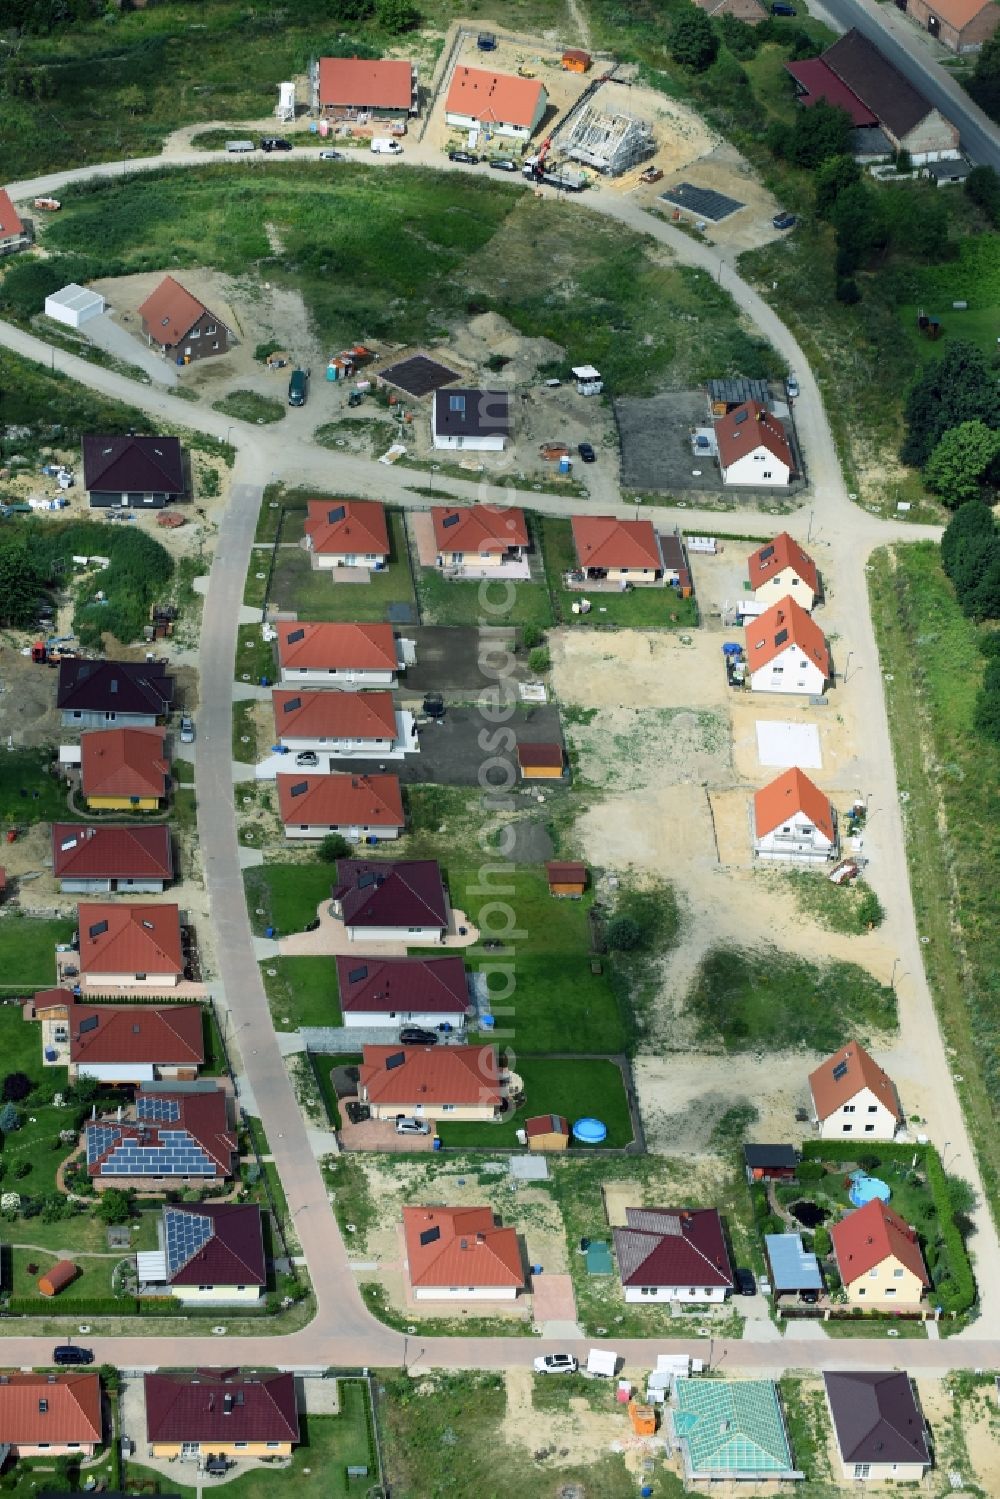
top-left (533, 1354), bottom-right (578, 1375)
top-left (295, 751), bottom-right (319, 768)
top-left (179, 715), bottom-right (195, 744)
top-left (394, 1117), bottom-right (430, 1136)
top-left (786, 373), bottom-right (799, 400)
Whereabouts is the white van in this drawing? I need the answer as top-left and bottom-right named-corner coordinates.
top-left (370, 138), bottom-right (403, 155)
top-left (226, 139), bottom-right (255, 154)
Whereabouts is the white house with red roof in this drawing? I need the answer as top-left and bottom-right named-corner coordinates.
top-left (445, 65), bottom-right (547, 139)
top-left (318, 57), bottom-right (417, 118)
top-left (271, 689), bottom-right (415, 760)
top-left (431, 505), bottom-right (529, 577)
top-left (745, 596), bottom-right (830, 695)
top-left (613, 1207), bottom-right (734, 1304)
top-left (277, 772), bottom-right (404, 841)
top-left (359, 1042), bottom-right (505, 1121)
top-left (277, 621), bottom-right (410, 688)
top-left (403, 1205), bottom-right (524, 1300)
top-left (303, 499), bottom-right (390, 571)
top-left (0, 189), bottom-right (28, 256)
top-left (717, 401), bottom-right (793, 487)
top-left (747, 533), bottom-right (819, 611)
top-left (570, 515), bottom-right (665, 586)
top-left (76, 902), bottom-right (184, 991)
top-left (753, 768), bottom-right (837, 861)
top-left (337, 954), bottom-right (469, 1030)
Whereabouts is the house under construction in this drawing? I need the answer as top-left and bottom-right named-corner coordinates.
top-left (562, 104), bottom-right (655, 176)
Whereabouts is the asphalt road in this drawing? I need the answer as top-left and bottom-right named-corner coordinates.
top-left (2, 143), bottom-right (994, 1376)
top-left (816, 0), bottom-right (1000, 169)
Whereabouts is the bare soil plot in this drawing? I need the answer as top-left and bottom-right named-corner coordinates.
top-left (551, 628), bottom-right (729, 711)
top-left (730, 695), bottom-right (865, 789)
top-left (567, 707), bottom-right (730, 793)
top-left (635, 1052), bottom-right (815, 1155)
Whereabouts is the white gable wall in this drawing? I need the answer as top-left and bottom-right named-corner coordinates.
top-left (749, 645), bottom-right (826, 695)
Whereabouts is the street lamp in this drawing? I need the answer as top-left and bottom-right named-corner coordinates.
top-left (890, 957), bottom-right (901, 990)
top-left (843, 651), bottom-right (853, 684)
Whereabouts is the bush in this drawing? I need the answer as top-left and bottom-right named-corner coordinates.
top-left (669, 6), bottom-right (719, 70)
top-left (318, 832), bottom-right (351, 864)
top-left (606, 915), bottom-right (642, 951)
top-left (835, 278), bottom-right (860, 305)
top-left (0, 1103), bottom-right (20, 1133)
top-left (795, 1161), bottom-right (826, 1182)
top-left (812, 1225), bottom-right (832, 1257)
top-left (521, 623), bottom-right (544, 650)
top-left (528, 647), bottom-right (551, 674)
top-left (965, 165), bottom-right (1000, 226)
top-left (2, 1073), bottom-right (32, 1103)
top-left (96, 1187), bottom-right (135, 1225)
top-left (13, 1162), bottom-right (31, 1180)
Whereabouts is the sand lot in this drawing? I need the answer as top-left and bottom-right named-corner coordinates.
top-left (552, 628), bottom-right (729, 711)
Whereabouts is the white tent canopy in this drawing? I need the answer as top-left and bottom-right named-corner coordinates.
top-left (586, 1348), bottom-right (618, 1377)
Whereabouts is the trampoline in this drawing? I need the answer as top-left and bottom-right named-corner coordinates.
top-left (849, 1174), bottom-right (891, 1207)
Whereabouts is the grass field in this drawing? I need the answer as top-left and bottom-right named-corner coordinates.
top-left (0, 916), bottom-right (73, 995)
top-left (0, 1001), bottom-right (79, 1198)
top-left (45, 167), bottom-right (777, 395)
top-left (435, 1058), bottom-right (633, 1148)
top-left (245, 861), bottom-right (333, 936)
top-left (780, 870), bottom-right (885, 935)
top-left (898, 232), bottom-right (1000, 364)
top-left (236, 625), bottom-right (277, 686)
top-left (0, 750), bottom-right (73, 827)
top-left (539, 516), bottom-right (699, 628)
top-left (414, 568), bottom-right (554, 629)
top-left (213, 389), bottom-right (285, 424)
top-left (869, 543), bottom-right (1000, 1229)
top-left (685, 945), bottom-right (896, 1053)
top-left (261, 956), bottom-right (341, 1030)
top-left (269, 511), bottom-right (417, 623)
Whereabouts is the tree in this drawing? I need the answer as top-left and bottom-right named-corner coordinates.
top-left (0, 537), bottom-right (44, 630)
top-left (812, 1225), bottom-right (832, 1257)
top-left (968, 31), bottom-right (1000, 122)
top-left (96, 1187), bottom-right (135, 1225)
top-left (814, 153), bottom-right (860, 219)
top-left (965, 164), bottom-right (1000, 227)
top-left (521, 623), bottom-right (543, 650)
top-left (786, 100), bottom-right (853, 169)
top-left (831, 182), bottom-right (886, 276)
top-left (0, 1103), bottom-right (20, 1134)
top-left (835, 278), bottom-right (861, 304)
top-left (718, 14), bottom-right (761, 59)
top-left (375, 0), bottom-right (420, 30)
top-left (528, 647), bottom-right (551, 673)
top-left (975, 659), bottom-right (1000, 741)
top-left (669, 7), bottom-right (718, 71)
top-left (925, 421), bottom-right (1000, 508)
top-left (883, 182), bottom-right (949, 262)
top-left (317, 832), bottom-right (351, 863)
top-left (902, 343), bottom-right (1000, 468)
top-left (606, 914), bottom-right (642, 951)
top-left (941, 497), bottom-right (996, 578)
top-left (1, 1073), bottom-right (32, 1103)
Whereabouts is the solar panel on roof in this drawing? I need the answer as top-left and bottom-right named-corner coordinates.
top-left (358, 872), bottom-right (377, 889)
top-left (79, 1015), bottom-right (99, 1034)
top-left (442, 513), bottom-right (460, 529)
top-left (774, 629), bottom-right (788, 646)
top-left (832, 1060), bottom-right (849, 1081)
top-left (164, 1206), bottom-right (215, 1276)
top-left (88, 920), bottom-right (109, 938)
top-left (283, 697), bottom-right (301, 713)
top-left (327, 505), bottom-right (346, 523)
top-left (138, 1095), bottom-right (181, 1122)
top-left (734, 409), bottom-right (749, 425)
top-left (287, 628), bottom-right (305, 643)
top-left (385, 1051), bottom-right (406, 1071)
top-left (290, 781), bottom-right (309, 796)
top-left (348, 965), bottom-right (369, 983)
top-left (759, 545), bottom-right (774, 561)
top-left (419, 1225), bottom-right (441, 1245)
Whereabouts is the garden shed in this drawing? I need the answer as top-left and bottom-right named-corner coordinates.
top-left (38, 1259), bottom-right (79, 1297)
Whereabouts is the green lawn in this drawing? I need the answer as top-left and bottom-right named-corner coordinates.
top-left (213, 390), bottom-right (285, 424)
top-left (414, 567), bottom-right (554, 629)
top-left (869, 543), bottom-right (1000, 1234)
top-left (270, 510), bottom-right (417, 623)
top-left (539, 516), bottom-right (699, 629)
top-left (233, 699), bottom-right (260, 762)
top-left (435, 1057), bottom-right (632, 1148)
top-left (823, 1316), bottom-right (927, 1339)
top-left (0, 1003), bottom-right (79, 1198)
top-left (0, 750), bottom-right (75, 827)
top-left (685, 945), bottom-right (896, 1054)
top-left (245, 861), bottom-right (333, 936)
top-left (236, 625), bottom-right (277, 686)
top-left (261, 956), bottom-right (342, 1030)
top-left (10, 1247), bottom-right (118, 1301)
top-left (897, 232), bottom-right (1000, 364)
top-left (780, 870), bottom-right (885, 935)
top-left (0, 916), bottom-right (73, 995)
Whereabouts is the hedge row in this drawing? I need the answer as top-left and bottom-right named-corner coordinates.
top-left (4, 1296), bottom-right (274, 1318)
top-left (800, 1139), bottom-right (976, 1314)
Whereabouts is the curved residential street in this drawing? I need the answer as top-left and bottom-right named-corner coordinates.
top-left (1, 142), bottom-right (994, 1373)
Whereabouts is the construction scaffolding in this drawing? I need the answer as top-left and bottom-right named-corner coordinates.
top-left (562, 104), bottom-right (655, 176)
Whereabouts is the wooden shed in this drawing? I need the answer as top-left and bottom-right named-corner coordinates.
top-left (524, 1114), bottom-right (570, 1152)
top-left (517, 742), bottom-right (564, 780)
top-left (562, 48), bottom-right (592, 72)
top-left (38, 1259), bottom-right (79, 1297)
top-left (546, 861), bottom-right (588, 898)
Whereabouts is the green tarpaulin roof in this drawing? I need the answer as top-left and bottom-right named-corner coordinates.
top-left (674, 1379), bottom-right (794, 1475)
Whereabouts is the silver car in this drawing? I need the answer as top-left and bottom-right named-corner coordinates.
top-left (179, 715), bottom-right (195, 744)
top-left (395, 1117), bottom-right (430, 1136)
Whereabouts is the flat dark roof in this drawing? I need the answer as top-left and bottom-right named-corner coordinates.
top-left (744, 1144), bottom-right (799, 1168)
top-left (381, 354), bottom-right (461, 398)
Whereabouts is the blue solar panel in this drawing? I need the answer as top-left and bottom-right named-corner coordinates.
top-left (137, 1096), bottom-right (181, 1122)
top-left (86, 1123), bottom-right (119, 1165)
top-left (164, 1207), bottom-right (214, 1275)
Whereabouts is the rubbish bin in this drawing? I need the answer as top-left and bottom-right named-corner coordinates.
top-left (265, 926), bottom-right (275, 938)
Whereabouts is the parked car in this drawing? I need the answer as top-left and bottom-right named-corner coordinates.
top-left (371, 138), bottom-right (403, 155)
top-left (449, 150), bottom-right (479, 165)
top-left (489, 158), bottom-right (519, 173)
top-left (53, 1345), bottom-right (93, 1365)
top-left (800, 1288), bottom-right (819, 1304)
top-left (578, 441), bottom-right (596, 463)
top-left (533, 1354), bottom-right (578, 1375)
top-left (319, 149), bottom-right (344, 161)
top-left (288, 368), bottom-right (309, 407)
top-left (785, 372), bottom-right (800, 399)
top-left (395, 1116), bottom-right (431, 1136)
top-left (400, 1027), bottom-right (437, 1046)
top-left (179, 715), bottom-right (195, 744)
top-left (734, 1267), bottom-right (757, 1296)
top-left (260, 137), bottom-right (293, 152)
top-left (772, 211), bottom-right (797, 230)
top-left (295, 750), bottom-right (319, 768)
top-left (771, 3), bottom-right (796, 13)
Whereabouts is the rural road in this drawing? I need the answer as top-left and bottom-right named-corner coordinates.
top-left (1, 142), bottom-right (994, 1372)
top-left (814, 0), bottom-right (1000, 169)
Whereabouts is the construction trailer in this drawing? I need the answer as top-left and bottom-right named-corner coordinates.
top-left (562, 104), bottom-right (655, 175)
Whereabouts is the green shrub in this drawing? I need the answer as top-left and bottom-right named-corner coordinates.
top-left (812, 1225), bottom-right (831, 1257)
top-left (521, 623), bottom-right (544, 650)
top-left (795, 1161), bottom-right (826, 1182)
top-left (528, 646), bottom-right (551, 673)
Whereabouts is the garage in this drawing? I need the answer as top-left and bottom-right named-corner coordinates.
top-left (44, 283), bottom-right (106, 328)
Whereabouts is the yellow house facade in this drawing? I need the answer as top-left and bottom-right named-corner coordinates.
top-left (842, 1254), bottom-right (926, 1308)
top-left (150, 1437), bottom-right (293, 1460)
top-left (169, 1282), bottom-right (262, 1306)
top-left (85, 793), bottom-right (161, 812)
top-left (831, 1199), bottom-right (929, 1311)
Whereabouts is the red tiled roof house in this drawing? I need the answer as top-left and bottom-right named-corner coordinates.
top-left (571, 516), bottom-right (665, 586)
top-left (613, 1207), bottom-right (734, 1304)
top-left (34, 991), bottom-right (204, 1083)
top-left (359, 1042), bottom-right (506, 1122)
top-left (144, 1371), bottom-right (299, 1459)
top-left (337, 954), bottom-right (470, 1030)
top-left (138, 275), bottom-right (233, 363)
top-left (809, 1041), bottom-right (903, 1141)
top-left (717, 402), bottom-right (793, 488)
top-left (432, 505), bottom-right (528, 575)
top-left (0, 188), bottom-right (29, 256)
top-left (403, 1205), bottom-right (524, 1300)
top-left (272, 689), bottom-right (408, 758)
top-left (79, 726), bottom-right (170, 812)
top-left (445, 65), bottom-right (547, 139)
top-left (86, 1086), bottom-right (236, 1186)
top-left (753, 767), bottom-right (837, 862)
top-left (277, 621), bottom-right (406, 688)
top-left (747, 533), bottom-right (819, 611)
top-left (76, 901), bottom-right (185, 991)
top-left (745, 596), bottom-right (830, 695)
top-left (303, 499), bottom-right (390, 572)
top-left (277, 771), bottom-right (404, 841)
top-left (831, 1199), bottom-right (929, 1308)
top-left (52, 823), bottom-right (173, 893)
top-left (318, 56), bottom-right (418, 118)
top-left (0, 1374), bottom-right (102, 1456)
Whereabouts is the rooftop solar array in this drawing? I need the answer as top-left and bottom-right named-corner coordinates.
top-left (164, 1207), bottom-right (215, 1276)
top-left (138, 1095), bottom-right (181, 1122)
top-left (380, 354), bottom-right (460, 399)
top-left (98, 1128), bottom-right (217, 1176)
top-left (86, 1123), bottom-right (118, 1166)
